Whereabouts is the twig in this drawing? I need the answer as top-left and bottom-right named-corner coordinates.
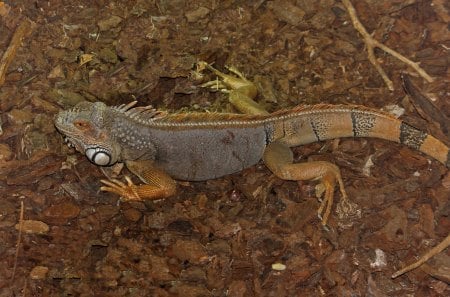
top-left (0, 18), bottom-right (35, 86)
top-left (392, 234), bottom-right (450, 278)
top-left (10, 200), bottom-right (25, 283)
top-left (342, 0), bottom-right (434, 91)
top-left (342, 0), bottom-right (448, 279)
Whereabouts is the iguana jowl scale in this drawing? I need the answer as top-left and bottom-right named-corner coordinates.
top-left (55, 63), bottom-right (449, 225)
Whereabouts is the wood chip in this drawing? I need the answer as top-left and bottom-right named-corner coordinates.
top-left (15, 220), bottom-right (49, 234)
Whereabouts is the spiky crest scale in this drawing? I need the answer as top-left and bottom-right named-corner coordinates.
top-left (110, 102), bottom-right (399, 128)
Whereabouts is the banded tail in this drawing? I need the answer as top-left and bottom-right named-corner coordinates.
top-left (267, 104), bottom-right (449, 168)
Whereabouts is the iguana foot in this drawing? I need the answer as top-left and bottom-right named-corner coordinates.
top-left (315, 172), bottom-right (341, 226)
top-left (336, 196), bottom-right (361, 226)
top-left (100, 176), bottom-right (142, 201)
top-left (315, 174), bottom-right (361, 226)
top-left (200, 79), bottom-right (229, 93)
top-left (100, 161), bottom-right (177, 201)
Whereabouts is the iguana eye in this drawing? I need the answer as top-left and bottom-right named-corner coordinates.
top-left (85, 147), bottom-right (111, 166)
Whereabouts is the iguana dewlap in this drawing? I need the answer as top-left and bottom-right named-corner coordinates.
top-left (54, 63), bottom-right (449, 225)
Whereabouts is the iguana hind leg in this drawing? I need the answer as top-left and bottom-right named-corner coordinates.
top-left (100, 160), bottom-right (176, 201)
top-left (263, 141), bottom-right (357, 226)
top-left (197, 61), bottom-right (269, 116)
top-left (199, 62), bottom-right (359, 225)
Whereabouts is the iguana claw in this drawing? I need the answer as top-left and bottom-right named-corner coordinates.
top-left (100, 176), bottom-right (142, 201)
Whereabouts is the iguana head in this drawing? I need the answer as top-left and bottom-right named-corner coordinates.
top-left (55, 101), bottom-right (121, 166)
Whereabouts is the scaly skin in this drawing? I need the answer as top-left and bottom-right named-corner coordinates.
top-left (55, 62), bottom-right (449, 226)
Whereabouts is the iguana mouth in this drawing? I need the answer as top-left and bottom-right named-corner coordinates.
top-left (64, 136), bottom-right (84, 152)
top-left (63, 137), bottom-right (75, 148)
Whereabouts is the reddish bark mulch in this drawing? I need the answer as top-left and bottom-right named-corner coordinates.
top-left (0, 0), bottom-right (449, 296)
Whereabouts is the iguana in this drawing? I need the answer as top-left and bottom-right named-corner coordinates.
top-left (54, 62), bottom-right (449, 227)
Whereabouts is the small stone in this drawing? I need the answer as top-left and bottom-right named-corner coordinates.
top-left (272, 262), bottom-right (286, 271)
top-left (30, 266), bottom-right (49, 279)
top-left (15, 220), bottom-right (49, 235)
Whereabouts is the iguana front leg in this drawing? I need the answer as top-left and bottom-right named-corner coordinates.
top-left (100, 160), bottom-right (176, 201)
